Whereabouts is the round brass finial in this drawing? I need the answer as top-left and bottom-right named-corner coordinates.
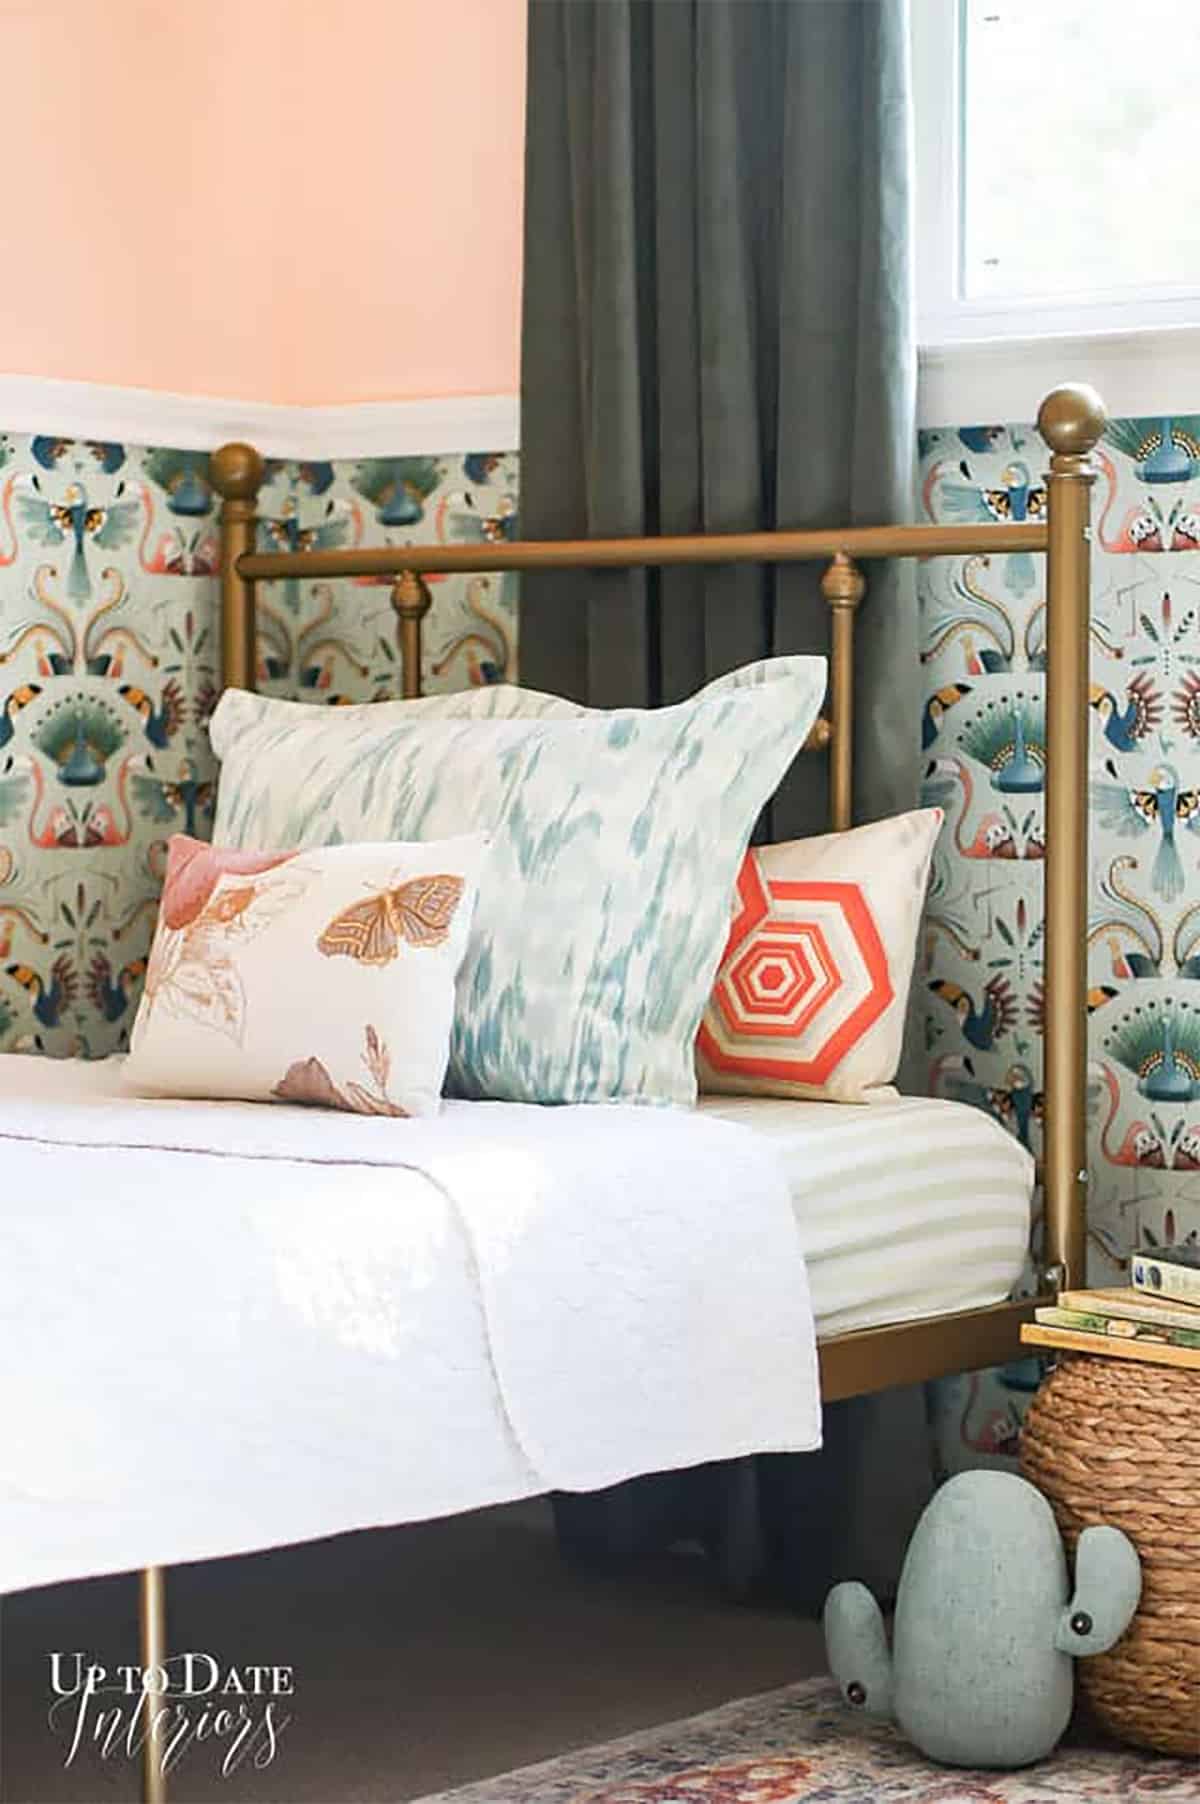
top-left (1036, 384), bottom-right (1107, 459)
top-left (820, 551), bottom-right (866, 610)
top-left (210, 441), bottom-right (265, 501)
top-left (391, 570), bottom-right (432, 620)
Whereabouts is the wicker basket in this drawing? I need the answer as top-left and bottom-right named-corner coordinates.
top-left (1020, 1353), bottom-right (1200, 1756)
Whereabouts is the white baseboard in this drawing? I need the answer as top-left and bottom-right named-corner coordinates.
top-left (0, 374), bottom-right (521, 459)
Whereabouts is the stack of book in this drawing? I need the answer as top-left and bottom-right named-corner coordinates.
top-left (1021, 1248), bottom-right (1200, 1371)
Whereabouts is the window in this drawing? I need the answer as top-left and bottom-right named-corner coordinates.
top-left (914, 0), bottom-right (1200, 343)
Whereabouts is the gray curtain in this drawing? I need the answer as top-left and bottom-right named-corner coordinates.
top-left (521, 0), bottom-right (928, 1603)
top-left (520, 0), bottom-right (918, 835)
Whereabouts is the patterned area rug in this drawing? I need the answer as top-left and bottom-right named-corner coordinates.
top-left (413, 1677), bottom-right (1195, 1802)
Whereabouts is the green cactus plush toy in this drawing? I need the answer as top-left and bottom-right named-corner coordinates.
top-left (824, 1468), bottom-right (1141, 1768)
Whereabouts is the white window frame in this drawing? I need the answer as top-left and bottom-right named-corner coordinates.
top-left (913, 0), bottom-right (1200, 348)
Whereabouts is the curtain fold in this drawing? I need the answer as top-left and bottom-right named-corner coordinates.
top-left (521, 0), bottom-right (918, 832)
top-left (520, 0), bottom-right (928, 1603)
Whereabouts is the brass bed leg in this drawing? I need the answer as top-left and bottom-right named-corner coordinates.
top-left (1037, 385), bottom-right (1106, 1292)
top-left (211, 443), bottom-right (266, 694)
top-left (139, 1563), bottom-right (169, 1804)
top-left (820, 553), bottom-right (866, 832)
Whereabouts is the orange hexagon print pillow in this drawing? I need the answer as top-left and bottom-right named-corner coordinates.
top-left (696, 809), bottom-right (943, 1103)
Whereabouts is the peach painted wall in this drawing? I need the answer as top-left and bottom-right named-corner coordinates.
top-left (0, 0), bottom-right (525, 404)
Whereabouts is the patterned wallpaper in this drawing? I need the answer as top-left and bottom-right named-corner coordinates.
top-left (919, 414), bottom-right (1200, 1471)
top-left (5, 406), bottom-right (1196, 1473)
top-left (0, 433), bottom-right (518, 1055)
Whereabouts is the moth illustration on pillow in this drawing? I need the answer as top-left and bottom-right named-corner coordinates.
top-left (317, 874), bottom-right (465, 966)
top-left (124, 832), bottom-right (486, 1117)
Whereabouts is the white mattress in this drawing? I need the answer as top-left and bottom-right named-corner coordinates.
top-left (699, 1093), bottom-right (1034, 1338)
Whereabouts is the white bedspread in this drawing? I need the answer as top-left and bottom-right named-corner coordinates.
top-left (0, 1055), bottom-right (819, 1594)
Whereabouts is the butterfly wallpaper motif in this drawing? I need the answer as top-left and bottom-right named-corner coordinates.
top-left (253, 451), bottom-right (518, 700)
top-left (0, 430), bottom-right (518, 1057)
top-left (919, 414), bottom-right (1200, 1476)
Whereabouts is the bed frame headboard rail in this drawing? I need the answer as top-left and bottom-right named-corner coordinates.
top-left (209, 382), bottom-right (1105, 1298)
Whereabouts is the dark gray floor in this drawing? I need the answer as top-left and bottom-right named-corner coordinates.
top-left (0, 1501), bottom-right (826, 1804)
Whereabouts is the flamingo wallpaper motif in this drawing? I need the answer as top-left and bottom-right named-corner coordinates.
top-left (0, 431), bottom-right (518, 1056)
top-left (919, 413), bottom-right (1200, 1474)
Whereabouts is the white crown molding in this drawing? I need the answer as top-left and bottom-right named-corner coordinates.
top-left (0, 374), bottom-right (521, 459)
top-left (919, 326), bottom-right (1200, 429)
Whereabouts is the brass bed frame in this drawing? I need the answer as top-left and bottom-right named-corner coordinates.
top-left (133, 383), bottom-right (1104, 1803)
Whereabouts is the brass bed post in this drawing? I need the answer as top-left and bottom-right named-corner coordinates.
top-left (211, 443), bottom-right (266, 693)
top-left (1037, 384), bottom-right (1106, 1293)
top-left (140, 1563), bottom-right (168, 1804)
top-left (391, 570), bottom-right (432, 699)
top-left (821, 553), bottom-right (866, 831)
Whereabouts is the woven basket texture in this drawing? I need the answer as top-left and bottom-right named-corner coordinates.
top-left (1020, 1353), bottom-right (1200, 1757)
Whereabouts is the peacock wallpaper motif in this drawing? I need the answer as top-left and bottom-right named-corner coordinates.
top-left (920, 413), bottom-right (1200, 1473)
top-left (0, 431), bottom-right (517, 1056)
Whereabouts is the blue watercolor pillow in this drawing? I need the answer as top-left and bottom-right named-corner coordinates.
top-left (209, 657), bottom-right (825, 1106)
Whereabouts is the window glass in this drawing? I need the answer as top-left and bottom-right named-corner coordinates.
top-left (962, 0), bottom-right (1198, 302)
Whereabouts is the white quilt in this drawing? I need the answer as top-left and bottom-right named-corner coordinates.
top-left (0, 1055), bottom-right (819, 1594)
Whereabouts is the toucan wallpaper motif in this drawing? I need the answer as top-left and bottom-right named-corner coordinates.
top-left (919, 414), bottom-right (1200, 1472)
top-left (0, 431), bottom-right (518, 1056)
